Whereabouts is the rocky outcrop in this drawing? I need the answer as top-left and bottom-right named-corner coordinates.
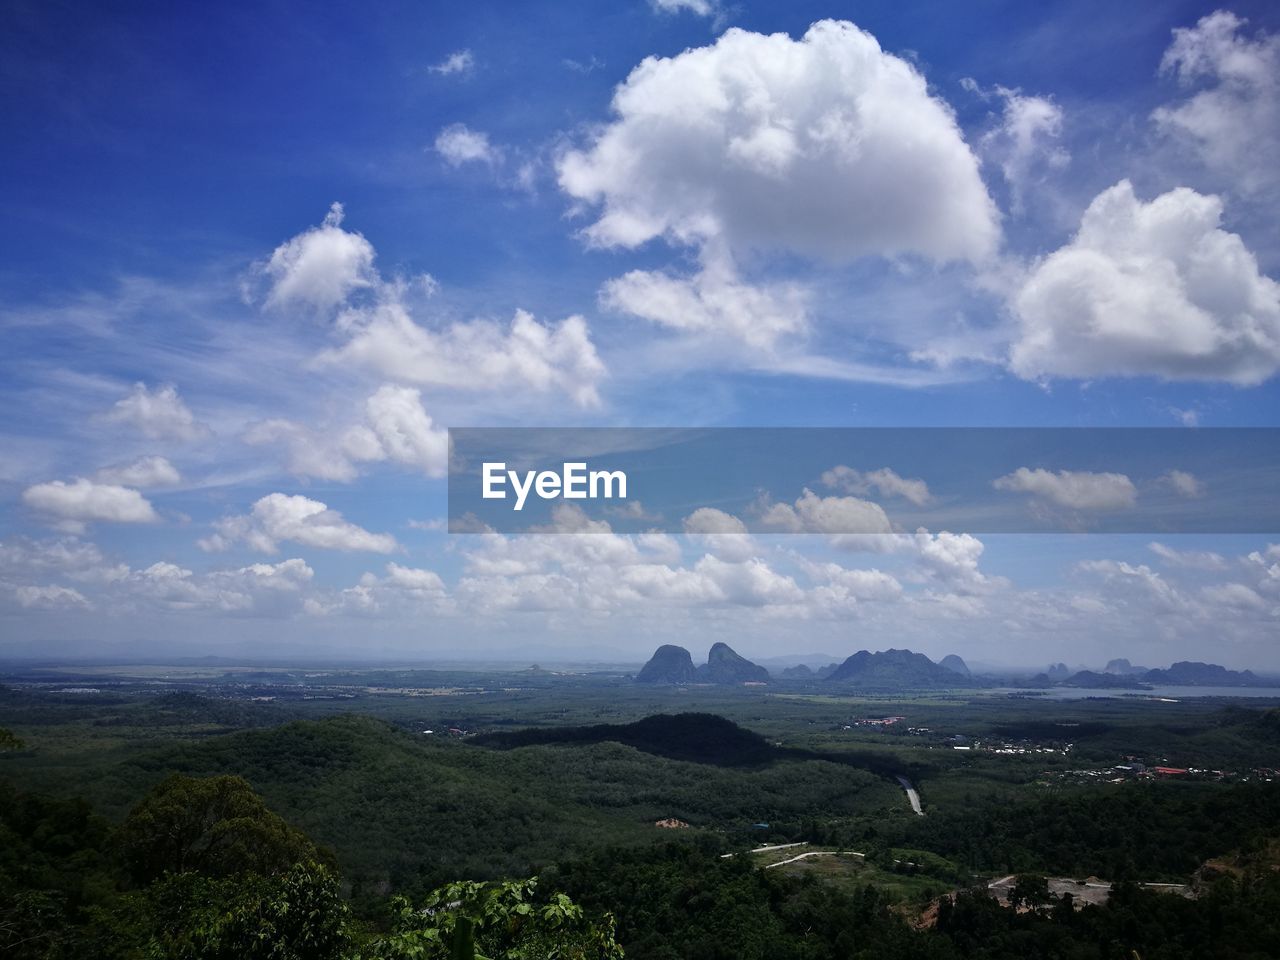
top-left (635, 645), bottom-right (697, 684)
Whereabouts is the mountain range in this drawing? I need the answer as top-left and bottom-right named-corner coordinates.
top-left (634, 643), bottom-right (1273, 690)
top-left (824, 648), bottom-right (980, 689)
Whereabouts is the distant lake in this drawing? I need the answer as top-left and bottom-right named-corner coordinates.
top-left (994, 686), bottom-right (1280, 701)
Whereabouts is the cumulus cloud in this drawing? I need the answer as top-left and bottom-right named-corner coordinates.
top-left (1201, 581), bottom-right (1268, 612)
top-left (14, 584), bottom-right (91, 610)
top-left (360, 385), bottom-right (449, 476)
top-left (821, 465), bottom-right (932, 506)
top-left (102, 382), bottom-right (210, 441)
top-left (1161, 469), bottom-right (1205, 498)
top-left (805, 561), bottom-right (903, 603)
top-left (758, 488), bottom-right (892, 534)
top-left (428, 49), bottom-right (474, 77)
top-left (558, 20), bottom-right (1000, 265)
top-left (650, 0), bottom-right (720, 16)
top-left (1153, 11), bottom-right (1280, 195)
top-left (383, 562), bottom-right (447, 595)
top-left (262, 203), bottom-right (376, 311)
top-left (910, 530), bottom-right (1000, 594)
top-left (0, 536), bottom-right (128, 584)
top-left (245, 385), bottom-right (446, 485)
top-left (1148, 541), bottom-right (1227, 570)
top-left (1010, 180), bottom-right (1280, 384)
top-left (254, 207), bottom-right (606, 407)
top-left (94, 456), bottom-right (181, 488)
top-left (600, 250), bottom-right (807, 350)
top-left (22, 478), bottom-right (159, 531)
top-left (994, 468), bottom-right (1138, 511)
top-left (322, 303), bottom-right (605, 407)
top-left (682, 508), bottom-right (747, 535)
top-left (307, 560), bottom-right (449, 618)
top-left (200, 493), bottom-right (397, 554)
top-left (681, 508), bottom-right (756, 562)
top-left (1077, 559), bottom-right (1187, 614)
top-left (435, 124), bottom-right (498, 166)
top-left (244, 418), bottom-right (369, 483)
top-left (124, 558), bottom-right (315, 615)
top-left (975, 85), bottom-right (1068, 213)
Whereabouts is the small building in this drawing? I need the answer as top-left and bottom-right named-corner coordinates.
top-left (655, 818), bottom-right (690, 829)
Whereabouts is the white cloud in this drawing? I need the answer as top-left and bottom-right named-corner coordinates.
top-left (435, 123), bottom-right (498, 166)
top-left (682, 507), bottom-right (746, 534)
top-left (243, 418), bottom-right (366, 483)
top-left (308, 560), bottom-right (450, 618)
top-left (124, 558), bottom-right (315, 614)
top-left (821, 465), bottom-right (932, 506)
top-left (692, 554), bottom-right (803, 606)
top-left (253, 209), bottom-right (606, 408)
top-left (1148, 542), bottom-right (1227, 570)
top-left (758, 488), bottom-right (892, 534)
top-left (559, 21), bottom-right (998, 265)
top-left (601, 250), bottom-right (807, 350)
top-left (103, 382), bottom-right (210, 441)
top-left (680, 508), bottom-right (756, 562)
top-left (22, 478), bottom-right (159, 530)
top-left (200, 493), bottom-right (397, 554)
top-left (910, 530), bottom-right (1000, 593)
top-left (15, 584), bottom-right (90, 610)
top-left (1161, 469), bottom-right (1205, 498)
top-left (323, 303), bottom-right (605, 408)
top-left (994, 467), bottom-right (1138, 511)
top-left (604, 500), bottom-right (663, 522)
top-left (428, 49), bottom-right (474, 77)
top-left (383, 562), bottom-right (447, 595)
top-left (362, 385), bottom-right (449, 477)
top-left (243, 386), bottom-right (455, 484)
top-left (262, 202), bottom-right (376, 311)
top-left (1077, 559), bottom-right (1188, 614)
top-left (977, 85), bottom-right (1068, 213)
top-left (806, 561), bottom-right (903, 602)
top-left (650, 0), bottom-right (719, 16)
top-left (1010, 180), bottom-right (1280, 384)
top-left (94, 455), bottom-right (181, 488)
top-left (1201, 582), bottom-right (1268, 612)
top-left (1153, 11), bottom-right (1280, 195)
top-left (0, 536), bottom-right (128, 584)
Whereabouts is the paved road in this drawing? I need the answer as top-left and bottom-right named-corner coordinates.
top-left (896, 775), bottom-right (924, 816)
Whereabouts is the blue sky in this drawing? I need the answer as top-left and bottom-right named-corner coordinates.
top-left (2, 0), bottom-right (1279, 668)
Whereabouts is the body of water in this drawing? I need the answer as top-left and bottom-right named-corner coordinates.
top-left (994, 685), bottom-right (1280, 701)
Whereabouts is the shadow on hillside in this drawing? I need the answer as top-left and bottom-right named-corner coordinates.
top-left (471, 711), bottom-right (921, 780)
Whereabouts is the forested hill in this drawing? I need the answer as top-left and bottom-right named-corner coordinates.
top-left (67, 713), bottom-right (891, 893)
top-left (472, 712), bottom-right (777, 766)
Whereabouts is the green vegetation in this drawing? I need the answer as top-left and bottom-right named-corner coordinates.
top-left (3, 664), bottom-right (1280, 957)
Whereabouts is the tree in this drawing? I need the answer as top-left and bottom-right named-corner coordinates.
top-left (361, 878), bottom-right (624, 960)
top-left (0, 728), bottom-right (24, 752)
top-left (1008, 874), bottom-right (1051, 912)
top-left (132, 860), bottom-right (350, 960)
top-left (117, 774), bottom-right (322, 885)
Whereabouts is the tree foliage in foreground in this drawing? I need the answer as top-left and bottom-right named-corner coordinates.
top-left (358, 878), bottom-right (623, 960)
top-left (117, 773), bottom-right (325, 885)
